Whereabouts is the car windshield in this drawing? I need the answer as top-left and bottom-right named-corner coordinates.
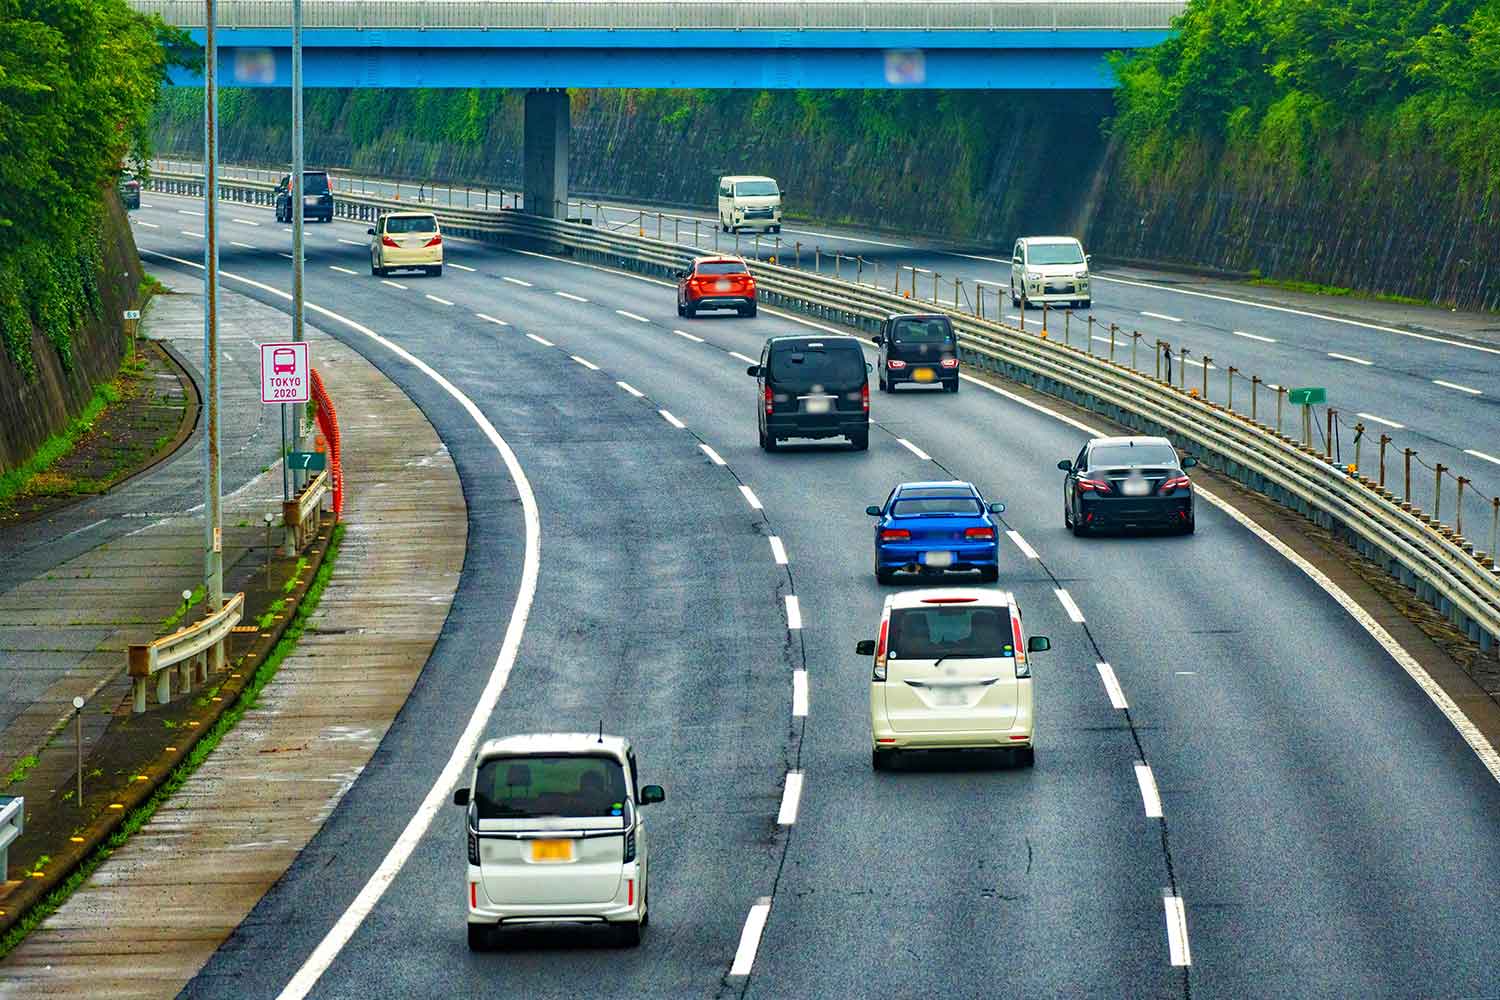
top-left (1089, 443), bottom-right (1179, 468)
top-left (1028, 243), bottom-right (1084, 265)
top-left (303, 173), bottom-right (330, 194)
top-left (890, 318), bottom-right (953, 344)
top-left (768, 343), bottom-right (865, 386)
top-left (892, 497), bottom-right (981, 516)
top-left (473, 754), bottom-right (628, 820)
top-left (734, 180), bottom-right (779, 197)
top-left (386, 215), bottom-right (437, 234)
top-left (697, 261), bottom-right (748, 275)
top-left (888, 606), bottom-right (1014, 660)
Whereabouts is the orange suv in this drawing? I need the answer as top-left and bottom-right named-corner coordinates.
top-left (676, 256), bottom-right (757, 318)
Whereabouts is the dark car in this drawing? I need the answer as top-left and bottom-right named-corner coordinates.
top-left (275, 170), bottom-right (334, 223)
top-left (866, 480), bottom-right (1005, 584)
top-left (677, 256), bottom-right (756, 318)
top-left (1059, 435), bottom-right (1198, 535)
top-left (874, 314), bottom-right (959, 393)
top-left (118, 175), bottom-right (141, 210)
top-left (747, 335), bottom-right (870, 451)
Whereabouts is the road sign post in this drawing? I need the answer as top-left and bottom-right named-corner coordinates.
top-left (1289, 387), bottom-right (1326, 449)
top-left (203, 0), bottom-right (223, 610)
top-left (291, 0), bottom-right (307, 495)
top-left (261, 342), bottom-right (312, 554)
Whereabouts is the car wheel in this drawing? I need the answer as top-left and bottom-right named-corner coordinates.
top-left (944, 379), bottom-right (959, 394)
top-left (1015, 747), bottom-right (1035, 768)
top-left (676, 300), bottom-right (685, 317)
top-left (771, 225), bottom-right (781, 234)
top-left (1071, 517), bottom-right (1090, 538)
top-left (615, 919), bottom-right (643, 948)
top-left (761, 429), bottom-right (779, 452)
top-left (429, 265), bottom-right (443, 277)
top-left (1063, 502), bottom-right (1073, 530)
top-left (872, 748), bottom-right (891, 771)
top-left (742, 302), bottom-right (757, 318)
top-left (1010, 283), bottom-right (1020, 307)
top-left (875, 552), bottom-right (896, 584)
top-left (684, 301), bottom-right (696, 318)
top-left (1081, 299), bottom-right (1092, 311)
top-left (980, 565), bottom-right (999, 583)
top-left (467, 923), bottom-right (493, 952)
top-left (1180, 512), bottom-right (1196, 535)
top-left (850, 430), bottom-right (869, 451)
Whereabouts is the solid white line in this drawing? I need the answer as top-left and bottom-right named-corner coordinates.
top-left (232, 218), bottom-right (260, 227)
top-left (177, 209), bottom-right (204, 217)
top-left (338, 238), bottom-right (364, 247)
top-left (729, 351), bottom-right (759, 365)
top-left (1356, 412), bottom-right (1404, 429)
top-left (1465, 449), bottom-right (1500, 467)
top-left (135, 220), bottom-right (159, 229)
top-left (526, 333), bottom-right (553, 347)
top-left (1006, 530), bottom-right (1039, 560)
top-left (475, 313), bottom-right (508, 327)
top-left (329, 266), bottom-right (356, 275)
top-left (1232, 330), bottom-right (1277, 343)
top-left (1433, 379), bottom-right (1481, 395)
top-left (730, 900), bottom-right (772, 976)
top-left (897, 438), bottom-right (933, 461)
top-left (674, 329), bottom-right (705, 343)
top-left (181, 230), bottom-right (203, 238)
top-left (231, 241), bottom-right (255, 249)
top-left (1142, 311), bottom-right (1181, 323)
top-left (1164, 893), bottom-right (1192, 967)
top-left (792, 670), bottom-right (808, 717)
top-left (448, 262), bottom-right (477, 272)
top-left (776, 771), bottom-right (804, 825)
top-left (138, 249), bottom-right (542, 1000)
top-left (1328, 352), bottom-right (1373, 366)
top-left (570, 355), bottom-right (599, 371)
top-left (380, 280), bottom-right (407, 290)
top-left (768, 536), bottom-right (788, 565)
top-left (616, 381), bottom-right (644, 397)
top-left (699, 443), bottom-right (726, 465)
top-left (555, 290), bottom-right (588, 302)
top-left (1135, 763), bottom-right (1163, 818)
top-left (785, 595), bottom-right (802, 630)
top-left (616, 309), bottom-right (650, 323)
top-left (659, 409), bottom-right (685, 429)
top-left (739, 485), bottom-right (764, 510)
top-left (502, 276), bottom-right (533, 287)
top-left (1055, 588), bottom-right (1085, 623)
top-left (1096, 662), bottom-right (1128, 710)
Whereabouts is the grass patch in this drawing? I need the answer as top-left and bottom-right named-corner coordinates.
top-left (0, 523), bottom-right (344, 961)
top-left (281, 557), bottom-right (309, 594)
top-left (160, 587), bottom-right (205, 632)
top-left (1250, 277), bottom-right (1433, 308)
top-left (255, 599), bottom-right (286, 631)
top-left (5, 755), bottom-right (40, 787)
top-left (0, 384), bottom-right (117, 509)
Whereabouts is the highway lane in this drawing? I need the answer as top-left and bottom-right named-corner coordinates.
top-left (128, 202), bottom-right (1500, 997)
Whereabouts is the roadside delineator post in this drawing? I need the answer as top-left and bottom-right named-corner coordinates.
top-left (1405, 449), bottom-right (1416, 503)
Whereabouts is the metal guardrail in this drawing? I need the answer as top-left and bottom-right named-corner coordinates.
top-left (146, 170), bottom-right (1500, 653)
top-left (285, 468), bottom-right (330, 552)
top-left (130, 0), bottom-right (1185, 31)
top-left (128, 592), bottom-right (246, 713)
top-left (0, 796), bottom-right (22, 880)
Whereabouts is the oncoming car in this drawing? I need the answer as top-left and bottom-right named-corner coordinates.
top-left (866, 481), bottom-right (1005, 584)
top-left (677, 256), bottom-right (756, 317)
top-left (453, 733), bottom-right (666, 950)
top-left (369, 212), bottom-right (443, 277)
top-left (1059, 435), bottom-right (1198, 535)
top-left (859, 589), bottom-right (1051, 770)
top-left (1010, 236), bottom-right (1091, 310)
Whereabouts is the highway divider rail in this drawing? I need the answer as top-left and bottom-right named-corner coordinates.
top-left (0, 796), bottom-right (22, 880)
top-left (146, 169), bottom-right (1500, 653)
top-left (128, 591), bottom-right (246, 713)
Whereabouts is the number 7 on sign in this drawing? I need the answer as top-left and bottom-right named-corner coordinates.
top-left (259, 342), bottom-right (311, 404)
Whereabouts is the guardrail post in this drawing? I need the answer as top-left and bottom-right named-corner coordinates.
top-left (1277, 386), bottom-right (1286, 436)
top-left (658, 213), bottom-right (664, 241)
top-left (1491, 498), bottom-right (1499, 566)
top-left (1251, 376), bottom-right (1261, 422)
top-left (1456, 477), bottom-right (1469, 536)
top-left (1227, 367), bottom-right (1237, 411)
top-left (1405, 449), bottom-right (1416, 503)
top-left (1041, 303), bottom-right (1049, 335)
top-left (1178, 348), bottom-right (1190, 390)
top-left (1352, 422), bottom-right (1364, 474)
top-left (1202, 355), bottom-right (1211, 397)
top-left (815, 246), bottom-right (821, 274)
top-left (954, 277), bottom-right (960, 310)
top-left (1155, 340), bottom-right (1164, 380)
top-left (932, 271), bottom-right (940, 305)
top-left (1378, 434), bottom-right (1391, 488)
top-left (734, 230), bottom-right (740, 254)
top-left (1326, 408), bottom-right (1336, 459)
top-left (1435, 464), bottom-right (1446, 522)
top-left (834, 252), bottom-right (841, 281)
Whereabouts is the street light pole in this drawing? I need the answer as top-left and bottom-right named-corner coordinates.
top-left (289, 0), bottom-right (306, 513)
top-left (202, 0), bottom-right (224, 609)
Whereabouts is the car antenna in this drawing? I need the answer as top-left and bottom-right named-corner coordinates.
top-left (597, 720), bottom-right (604, 744)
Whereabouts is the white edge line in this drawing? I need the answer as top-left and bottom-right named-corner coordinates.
top-left (673, 329), bottom-right (705, 342)
top-left (1055, 588), bottom-right (1086, 623)
top-left (1433, 379), bottom-right (1481, 395)
top-left (1164, 893), bottom-right (1191, 967)
top-left (729, 900), bottom-right (772, 976)
top-left (616, 381), bottom-right (644, 397)
top-left (784, 594), bottom-right (802, 630)
top-left (659, 409), bottom-right (685, 429)
top-left (897, 438), bottom-right (933, 461)
top-left (1464, 449), bottom-right (1500, 467)
top-left (768, 536), bottom-right (788, 565)
top-left (571, 355), bottom-right (600, 371)
top-left (1134, 762), bottom-right (1163, 818)
top-left (1096, 662), bottom-right (1128, 710)
top-left (739, 485), bottom-right (764, 510)
top-left (791, 670), bottom-right (808, 717)
top-left (699, 443), bottom-right (726, 465)
top-left (526, 334), bottom-right (554, 347)
top-left (616, 309), bottom-right (649, 323)
top-left (1006, 530), bottom-right (1039, 560)
top-left (449, 262), bottom-right (477, 272)
top-left (135, 220), bottom-right (159, 228)
top-left (776, 771), bottom-right (804, 825)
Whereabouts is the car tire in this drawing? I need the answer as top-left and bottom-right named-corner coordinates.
top-left (761, 428), bottom-right (779, 452)
top-left (771, 225), bottom-right (781, 234)
top-left (1015, 747), bottom-right (1036, 768)
top-left (980, 565), bottom-right (999, 583)
top-left (1081, 299), bottom-right (1092, 311)
top-left (850, 430), bottom-right (869, 451)
top-left (466, 923), bottom-right (493, 952)
top-left (741, 301), bottom-right (757, 318)
top-left (615, 919), bottom-right (644, 948)
top-left (429, 265), bottom-right (443, 277)
top-left (872, 748), bottom-right (891, 771)
top-left (676, 301), bottom-right (685, 317)
top-left (1010, 283), bottom-right (1020, 307)
top-left (1180, 512), bottom-right (1196, 535)
top-left (1071, 517), bottom-right (1090, 538)
top-left (944, 379), bottom-right (959, 394)
top-left (684, 302), bottom-right (697, 319)
top-left (1063, 503), bottom-right (1073, 530)
top-left (875, 552), bottom-right (896, 584)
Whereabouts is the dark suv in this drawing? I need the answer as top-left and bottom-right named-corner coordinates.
top-left (747, 336), bottom-right (870, 451)
top-left (1059, 435), bottom-right (1198, 535)
top-left (874, 314), bottom-right (959, 393)
top-left (275, 170), bottom-right (333, 223)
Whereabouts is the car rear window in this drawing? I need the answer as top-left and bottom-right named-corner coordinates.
top-left (1089, 443), bottom-right (1178, 468)
top-left (734, 180), bottom-right (779, 197)
top-left (888, 606), bottom-right (1014, 660)
top-left (1027, 242), bottom-right (1084, 265)
top-left (386, 215), bottom-right (438, 234)
top-left (892, 497), bottom-right (981, 515)
top-left (768, 342), bottom-right (865, 386)
top-left (303, 172), bottom-right (330, 194)
top-left (473, 754), bottom-right (627, 820)
top-left (890, 318), bottom-right (953, 344)
top-left (697, 261), bottom-right (748, 275)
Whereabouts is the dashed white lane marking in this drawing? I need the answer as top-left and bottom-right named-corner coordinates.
top-left (1164, 893), bottom-right (1192, 967)
top-left (232, 218), bottom-right (260, 227)
top-left (739, 485), bottom-right (764, 510)
top-left (1328, 352), bottom-right (1373, 366)
top-left (1142, 311), bottom-right (1180, 323)
top-left (570, 355), bottom-right (599, 371)
top-left (329, 266), bottom-right (356, 275)
top-left (784, 595), bottom-right (802, 630)
top-left (1006, 530), bottom-right (1039, 560)
top-left (897, 438), bottom-right (933, 461)
top-left (1055, 588), bottom-right (1086, 623)
top-left (616, 381), bottom-right (644, 397)
top-left (1232, 330), bottom-right (1277, 343)
top-left (776, 771), bottom-right (804, 825)
top-left (338, 238), bottom-right (364, 247)
top-left (282, 228), bottom-right (293, 234)
top-left (279, 253), bottom-right (295, 260)
top-left (181, 230), bottom-right (203, 238)
top-left (526, 333), bottom-right (553, 346)
top-left (448, 262), bottom-right (477, 272)
top-left (1096, 662), bottom-right (1128, 710)
top-left (729, 351), bottom-right (759, 365)
top-left (1433, 379), bottom-right (1481, 395)
top-left (1092, 335), bottom-right (1114, 344)
top-left (140, 202), bottom-right (155, 209)
top-left (380, 279), bottom-right (407, 290)
top-left (475, 313), bottom-right (508, 326)
top-left (135, 220), bottom-right (159, 229)
top-left (1465, 449), bottom-right (1500, 467)
top-left (502, 276), bottom-right (533, 287)
top-left (659, 409), bottom-right (685, 429)
top-left (1356, 412), bottom-right (1404, 429)
top-left (674, 329), bottom-right (705, 342)
top-left (616, 309), bottom-right (650, 323)
top-left (1134, 763), bottom-right (1163, 818)
top-left (231, 241), bottom-right (255, 249)
top-left (768, 536), bottom-right (788, 565)
top-left (730, 899), bottom-right (772, 976)
top-left (699, 444), bottom-right (726, 465)
top-left (555, 290), bottom-right (588, 302)
top-left (792, 670), bottom-right (808, 717)
top-left (178, 209), bottom-right (204, 217)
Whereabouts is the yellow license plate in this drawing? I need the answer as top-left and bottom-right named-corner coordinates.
top-left (912, 368), bottom-right (935, 382)
top-left (530, 839), bottom-right (574, 863)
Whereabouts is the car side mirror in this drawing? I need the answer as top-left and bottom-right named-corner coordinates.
top-left (1181, 456), bottom-right (1198, 469)
top-left (872, 334), bottom-right (884, 345)
top-left (987, 501), bottom-right (1006, 514)
top-left (865, 362), bottom-right (873, 373)
top-left (746, 364), bottom-right (762, 377)
top-left (1057, 460), bottom-right (1072, 472)
top-left (366, 228), bottom-right (375, 235)
top-left (640, 785), bottom-right (665, 805)
top-left (855, 639), bottom-right (876, 656)
top-left (1085, 254), bottom-right (1093, 264)
top-left (452, 787), bottom-right (469, 806)
top-left (865, 504), bottom-right (884, 516)
top-left (1027, 636), bottom-right (1051, 653)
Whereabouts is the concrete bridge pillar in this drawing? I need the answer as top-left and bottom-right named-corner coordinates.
top-left (523, 89), bottom-right (569, 218)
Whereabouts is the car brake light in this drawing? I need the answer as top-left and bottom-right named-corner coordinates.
top-left (861, 382), bottom-right (869, 413)
top-left (963, 527), bottom-right (995, 540)
top-left (623, 829), bottom-right (637, 863)
top-left (469, 882), bottom-right (477, 908)
top-left (1160, 475), bottom-right (1191, 493)
top-left (887, 359), bottom-right (907, 369)
top-left (940, 357), bottom-right (959, 368)
top-left (1076, 478), bottom-right (1112, 493)
top-left (920, 596), bottom-right (977, 603)
top-left (424, 235), bottom-right (442, 247)
top-left (1011, 616), bottom-right (1029, 678)
top-left (381, 235), bottom-right (399, 248)
top-left (880, 528), bottom-right (911, 541)
top-left (764, 385), bottom-right (773, 415)
top-left (873, 618), bottom-right (889, 681)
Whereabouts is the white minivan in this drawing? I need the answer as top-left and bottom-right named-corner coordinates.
top-left (860, 589), bottom-right (1050, 770)
top-left (453, 733), bottom-right (666, 949)
top-left (1010, 236), bottom-right (1091, 310)
top-left (718, 175), bottom-right (782, 233)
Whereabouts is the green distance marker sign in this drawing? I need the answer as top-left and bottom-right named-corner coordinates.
top-left (286, 451), bottom-right (327, 472)
top-left (1288, 387), bottom-right (1326, 406)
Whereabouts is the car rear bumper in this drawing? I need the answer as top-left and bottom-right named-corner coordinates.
top-left (766, 414), bottom-right (867, 440)
top-left (379, 247), bottom-right (443, 267)
top-left (871, 725), bottom-right (1032, 751)
top-left (1078, 495), bottom-right (1192, 527)
top-left (876, 541), bottom-right (997, 571)
top-left (886, 366), bottom-right (959, 385)
top-left (688, 295), bottom-right (753, 310)
top-left (467, 868), bottom-right (642, 926)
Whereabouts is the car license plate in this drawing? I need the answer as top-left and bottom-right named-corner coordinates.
top-left (715, 279), bottom-right (732, 291)
top-left (932, 685), bottom-right (970, 706)
top-left (804, 397), bottom-right (831, 414)
top-left (530, 839), bottom-right (574, 863)
top-left (1122, 479), bottom-right (1150, 496)
top-left (912, 368), bottom-right (935, 383)
top-left (924, 551), bottom-right (953, 567)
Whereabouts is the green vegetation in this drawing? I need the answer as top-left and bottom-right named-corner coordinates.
top-left (1249, 276), bottom-right (1431, 306)
top-left (0, 381), bottom-right (119, 508)
top-left (160, 586), bottom-right (205, 632)
top-left (256, 599), bottom-right (286, 631)
top-left (5, 755), bottom-right (40, 787)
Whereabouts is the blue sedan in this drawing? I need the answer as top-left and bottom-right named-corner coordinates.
top-left (866, 481), bottom-right (1006, 585)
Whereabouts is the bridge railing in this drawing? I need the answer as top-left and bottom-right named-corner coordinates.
top-left (131, 0), bottom-right (1185, 31)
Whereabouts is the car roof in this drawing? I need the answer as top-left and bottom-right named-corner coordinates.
top-left (766, 334), bottom-right (863, 348)
top-left (886, 587), bottom-right (1016, 610)
top-left (381, 210), bottom-right (439, 218)
top-left (476, 733), bottom-right (631, 761)
top-left (1020, 235), bottom-right (1081, 244)
top-left (895, 480), bottom-right (977, 495)
top-left (721, 175), bottom-right (776, 183)
top-left (692, 255), bottom-right (747, 265)
top-left (1087, 435), bottom-right (1173, 449)
top-left (886, 313), bottom-right (951, 323)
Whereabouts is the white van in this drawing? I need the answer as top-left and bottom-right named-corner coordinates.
top-left (718, 175), bottom-right (782, 233)
top-left (1010, 236), bottom-right (1092, 310)
top-left (859, 589), bottom-right (1050, 770)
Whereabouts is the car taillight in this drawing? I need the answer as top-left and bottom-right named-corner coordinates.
top-left (424, 235), bottom-right (442, 247)
top-left (467, 828), bottom-right (479, 865)
top-left (880, 528), bottom-right (911, 541)
top-left (623, 828), bottom-right (637, 863)
top-left (940, 357), bottom-right (959, 368)
top-left (764, 385), bottom-right (773, 415)
top-left (887, 359), bottom-right (907, 369)
top-left (861, 382), bottom-right (869, 413)
top-left (873, 618), bottom-right (889, 681)
top-left (1076, 478), bottom-right (1112, 493)
top-left (964, 527), bottom-right (995, 540)
top-left (1160, 475), bottom-right (1191, 493)
top-left (1012, 616), bottom-right (1029, 678)
top-left (381, 235), bottom-right (400, 248)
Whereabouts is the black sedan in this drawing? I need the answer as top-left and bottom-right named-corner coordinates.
top-left (1059, 435), bottom-right (1197, 535)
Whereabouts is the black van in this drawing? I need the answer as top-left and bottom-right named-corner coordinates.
top-left (275, 170), bottom-right (334, 223)
top-left (747, 336), bottom-right (870, 451)
top-left (874, 313), bottom-right (959, 393)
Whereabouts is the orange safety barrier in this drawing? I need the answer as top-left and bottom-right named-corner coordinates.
top-left (309, 366), bottom-right (344, 520)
